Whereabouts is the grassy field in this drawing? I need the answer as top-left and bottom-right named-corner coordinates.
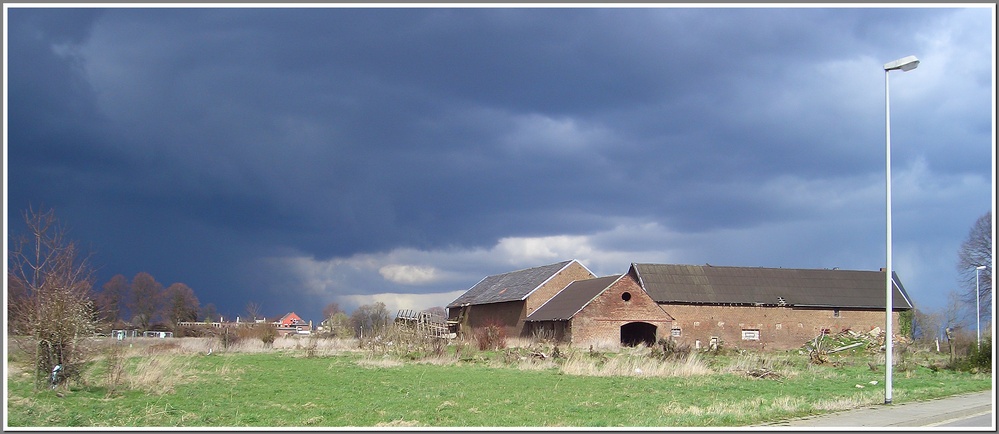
top-left (5, 335), bottom-right (992, 428)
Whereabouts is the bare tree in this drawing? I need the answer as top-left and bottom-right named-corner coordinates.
top-left (128, 272), bottom-right (163, 330)
top-left (163, 283), bottom-right (200, 328)
top-left (350, 302), bottom-right (390, 338)
top-left (245, 301), bottom-right (263, 323)
top-left (200, 303), bottom-right (219, 322)
top-left (96, 274), bottom-right (129, 326)
top-left (422, 306), bottom-right (446, 318)
top-left (911, 308), bottom-right (943, 345)
top-left (323, 302), bottom-right (344, 321)
top-left (321, 302), bottom-right (351, 337)
top-left (957, 211), bottom-right (992, 323)
top-left (7, 207), bottom-right (97, 389)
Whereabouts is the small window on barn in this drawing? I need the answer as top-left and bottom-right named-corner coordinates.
top-left (671, 327), bottom-right (681, 337)
top-left (741, 329), bottom-right (760, 341)
top-left (621, 292), bottom-right (632, 302)
top-left (833, 309), bottom-right (841, 318)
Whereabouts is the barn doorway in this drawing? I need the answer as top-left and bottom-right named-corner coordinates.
top-left (620, 322), bottom-right (657, 347)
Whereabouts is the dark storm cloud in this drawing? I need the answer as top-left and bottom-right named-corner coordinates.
top-left (6, 6), bottom-right (993, 320)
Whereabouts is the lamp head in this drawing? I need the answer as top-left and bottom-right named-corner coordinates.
top-left (884, 56), bottom-right (920, 72)
top-left (976, 265), bottom-right (987, 270)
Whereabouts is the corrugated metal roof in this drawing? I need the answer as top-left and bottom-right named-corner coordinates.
top-left (447, 260), bottom-right (576, 307)
top-left (526, 275), bottom-right (622, 321)
top-left (631, 264), bottom-right (913, 309)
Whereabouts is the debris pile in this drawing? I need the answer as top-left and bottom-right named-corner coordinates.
top-left (802, 328), bottom-right (913, 364)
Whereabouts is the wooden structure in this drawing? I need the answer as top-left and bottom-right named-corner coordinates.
top-left (395, 309), bottom-right (452, 339)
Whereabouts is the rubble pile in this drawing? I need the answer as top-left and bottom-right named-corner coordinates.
top-left (802, 328), bottom-right (913, 364)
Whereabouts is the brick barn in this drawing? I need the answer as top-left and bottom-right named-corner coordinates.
top-left (629, 263), bottom-right (914, 350)
top-left (524, 273), bottom-right (674, 346)
top-left (446, 260), bottom-right (595, 337)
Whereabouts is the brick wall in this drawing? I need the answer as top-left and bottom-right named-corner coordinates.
top-left (569, 274), bottom-right (672, 346)
top-left (663, 303), bottom-right (903, 351)
top-left (460, 301), bottom-right (525, 336)
top-left (453, 261), bottom-right (595, 337)
top-left (516, 261), bottom-right (596, 336)
top-left (525, 261), bottom-right (596, 315)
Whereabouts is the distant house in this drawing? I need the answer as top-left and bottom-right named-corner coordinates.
top-left (629, 263), bottom-right (914, 350)
top-left (447, 260), bottom-right (596, 337)
top-left (278, 312), bottom-right (305, 327)
top-left (276, 312), bottom-right (311, 336)
top-left (524, 274), bottom-right (674, 346)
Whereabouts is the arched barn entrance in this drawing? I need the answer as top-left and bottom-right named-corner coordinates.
top-left (620, 322), bottom-right (657, 347)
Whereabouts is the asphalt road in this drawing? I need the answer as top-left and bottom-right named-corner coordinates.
top-left (934, 412), bottom-right (994, 428)
top-left (756, 390), bottom-right (994, 428)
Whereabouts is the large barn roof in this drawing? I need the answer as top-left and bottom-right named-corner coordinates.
top-left (447, 260), bottom-right (582, 307)
top-left (526, 275), bottom-right (622, 321)
top-left (630, 263), bottom-right (913, 309)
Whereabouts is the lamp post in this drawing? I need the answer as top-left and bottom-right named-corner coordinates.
top-left (883, 55), bottom-right (919, 405)
top-left (976, 265), bottom-right (986, 348)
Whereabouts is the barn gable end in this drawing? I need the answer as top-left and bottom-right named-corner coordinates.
top-left (526, 274), bottom-right (673, 346)
top-left (446, 259), bottom-right (595, 337)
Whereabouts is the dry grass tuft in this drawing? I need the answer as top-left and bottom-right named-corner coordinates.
top-left (376, 419), bottom-right (421, 427)
top-left (174, 335), bottom-right (361, 355)
top-left (126, 354), bottom-right (199, 395)
top-left (811, 390), bottom-right (883, 411)
top-left (725, 353), bottom-right (800, 380)
top-left (561, 351), bottom-right (712, 377)
top-left (356, 357), bottom-right (404, 369)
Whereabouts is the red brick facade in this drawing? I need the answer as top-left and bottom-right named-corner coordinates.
top-left (662, 304), bottom-right (902, 351)
top-left (565, 274), bottom-right (673, 345)
top-left (454, 261), bottom-right (595, 337)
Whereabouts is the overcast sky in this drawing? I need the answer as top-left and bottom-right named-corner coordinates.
top-left (5, 5), bottom-right (995, 323)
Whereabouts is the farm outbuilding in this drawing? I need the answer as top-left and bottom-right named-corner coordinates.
top-left (447, 259), bottom-right (914, 351)
top-left (446, 260), bottom-right (595, 337)
top-left (524, 274), bottom-right (674, 346)
top-left (629, 263), bottom-right (914, 350)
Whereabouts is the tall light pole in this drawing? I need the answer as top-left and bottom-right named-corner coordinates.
top-left (883, 55), bottom-right (919, 405)
top-left (976, 265), bottom-right (986, 348)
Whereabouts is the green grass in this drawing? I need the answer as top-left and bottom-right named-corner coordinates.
top-left (5, 339), bottom-right (992, 428)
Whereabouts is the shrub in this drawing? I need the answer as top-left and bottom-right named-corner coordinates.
top-left (258, 324), bottom-right (278, 347)
top-left (955, 340), bottom-right (992, 373)
top-left (652, 338), bottom-right (692, 361)
top-left (103, 341), bottom-right (127, 397)
top-left (474, 322), bottom-right (507, 351)
top-left (216, 327), bottom-right (242, 350)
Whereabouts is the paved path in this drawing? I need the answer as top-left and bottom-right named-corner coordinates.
top-left (756, 390), bottom-right (994, 428)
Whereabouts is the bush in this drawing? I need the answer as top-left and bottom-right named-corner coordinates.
top-left (651, 338), bottom-right (692, 361)
top-left (474, 323), bottom-right (507, 351)
top-left (216, 327), bottom-right (242, 350)
top-left (258, 324), bottom-right (278, 347)
top-left (955, 340), bottom-right (992, 373)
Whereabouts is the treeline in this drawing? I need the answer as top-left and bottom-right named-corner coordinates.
top-left (92, 272), bottom-right (218, 333)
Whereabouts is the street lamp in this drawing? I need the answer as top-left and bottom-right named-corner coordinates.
top-left (883, 55), bottom-right (919, 405)
top-left (975, 265), bottom-right (987, 348)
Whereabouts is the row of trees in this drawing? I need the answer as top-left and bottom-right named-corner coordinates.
top-left (94, 273), bottom-right (206, 331)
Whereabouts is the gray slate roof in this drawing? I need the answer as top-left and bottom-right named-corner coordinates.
top-left (526, 275), bottom-right (622, 321)
top-left (631, 264), bottom-right (913, 309)
top-left (447, 260), bottom-right (577, 308)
